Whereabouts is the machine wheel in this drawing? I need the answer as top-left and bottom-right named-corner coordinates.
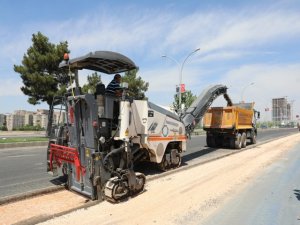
top-left (241, 132), bottom-right (247, 148)
top-left (171, 149), bottom-right (182, 169)
top-left (159, 155), bottom-right (169, 171)
top-left (234, 133), bottom-right (242, 149)
top-left (134, 172), bottom-right (146, 194)
top-left (112, 183), bottom-right (129, 202)
top-left (105, 177), bottom-right (129, 203)
top-left (159, 149), bottom-right (182, 171)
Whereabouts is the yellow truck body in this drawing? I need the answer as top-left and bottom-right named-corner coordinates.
top-left (203, 103), bottom-right (258, 149)
top-left (203, 106), bottom-right (254, 130)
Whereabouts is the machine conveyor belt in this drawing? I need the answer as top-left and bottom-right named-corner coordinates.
top-left (181, 84), bottom-right (232, 134)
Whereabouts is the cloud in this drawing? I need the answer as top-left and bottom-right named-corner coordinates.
top-left (165, 9), bottom-right (300, 61)
top-left (0, 78), bottom-right (22, 96)
top-left (2, 5), bottom-right (300, 65)
top-left (215, 63), bottom-right (300, 116)
top-left (1, 3), bottom-right (300, 115)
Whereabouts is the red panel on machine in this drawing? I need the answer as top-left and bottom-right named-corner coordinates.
top-left (49, 144), bottom-right (85, 181)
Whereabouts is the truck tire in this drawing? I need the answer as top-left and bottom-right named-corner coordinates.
top-left (215, 135), bottom-right (223, 148)
top-left (229, 138), bottom-right (235, 149)
top-left (235, 133), bottom-right (242, 149)
top-left (241, 132), bottom-right (247, 148)
top-left (250, 131), bottom-right (257, 144)
top-left (206, 135), bottom-right (216, 148)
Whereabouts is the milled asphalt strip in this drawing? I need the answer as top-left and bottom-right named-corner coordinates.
top-left (148, 132), bottom-right (299, 182)
top-left (0, 185), bottom-right (65, 206)
top-left (0, 133), bottom-right (296, 208)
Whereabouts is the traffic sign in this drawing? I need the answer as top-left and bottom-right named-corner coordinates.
top-left (180, 84), bottom-right (185, 93)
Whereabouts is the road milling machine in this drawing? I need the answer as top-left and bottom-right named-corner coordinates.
top-left (47, 51), bottom-right (233, 202)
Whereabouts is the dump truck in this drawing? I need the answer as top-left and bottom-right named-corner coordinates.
top-left (47, 50), bottom-right (233, 202)
top-left (203, 102), bottom-right (260, 149)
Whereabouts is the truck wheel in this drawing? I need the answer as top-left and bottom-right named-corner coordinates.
top-left (206, 135), bottom-right (211, 147)
top-left (250, 131), bottom-right (257, 144)
top-left (229, 138), bottom-right (235, 149)
top-left (241, 132), bottom-right (247, 148)
top-left (235, 133), bottom-right (242, 149)
top-left (207, 135), bottom-right (216, 148)
top-left (215, 135), bottom-right (223, 148)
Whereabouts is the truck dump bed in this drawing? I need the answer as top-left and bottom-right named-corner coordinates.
top-left (203, 106), bottom-right (254, 130)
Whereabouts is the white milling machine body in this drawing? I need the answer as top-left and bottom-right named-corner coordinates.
top-left (122, 100), bottom-right (186, 171)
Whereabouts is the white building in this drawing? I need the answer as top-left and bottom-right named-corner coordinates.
top-left (0, 114), bottom-right (5, 126)
top-left (5, 109), bottom-right (48, 131)
top-left (24, 112), bottom-right (34, 126)
top-left (6, 114), bottom-right (24, 131)
top-left (33, 113), bottom-right (48, 128)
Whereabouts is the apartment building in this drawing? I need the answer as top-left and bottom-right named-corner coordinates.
top-left (272, 97), bottom-right (291, 124)
top-left (6, 114), bottom-right (25, 131)
top-left (33, 113), bottom-right (49, 128)
top-left (24, 113), bottom-right (33, 126)
top-left (5, 109), bottom-right (48, 131)
top-left (0, 114), bottom-right (5, 126)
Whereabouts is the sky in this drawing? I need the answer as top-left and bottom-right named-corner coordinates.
top-left (0, 0), bottom-right (300, 121)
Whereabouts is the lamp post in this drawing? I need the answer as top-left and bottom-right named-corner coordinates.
top-left (241, 82), bottom-right (254, 103)
top-left (162, 48), bottom-right (200, 114)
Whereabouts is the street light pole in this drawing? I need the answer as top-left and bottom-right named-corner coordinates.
top-left (179, 48), bottom-right (200, 113)
top-left (241, 82), bottom-right (254, 103)
top-left (161, 55), bottom-right (181, 75)
top-left (162, 48), bottom-right (200, 114)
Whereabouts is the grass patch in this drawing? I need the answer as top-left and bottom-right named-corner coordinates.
top-left (0, 137), bottom-right (48, 144)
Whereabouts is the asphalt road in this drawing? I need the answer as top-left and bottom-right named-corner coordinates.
top-left (0, 128), bottom-right (298, 199)
top-left (202, 140), bottom-right (300, 225)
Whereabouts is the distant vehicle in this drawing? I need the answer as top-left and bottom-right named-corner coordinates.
top-left (260, 124), bottom-right (267, 129)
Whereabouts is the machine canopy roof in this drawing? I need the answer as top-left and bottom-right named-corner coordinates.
top-left (59, 51), bottom-right (138, 74)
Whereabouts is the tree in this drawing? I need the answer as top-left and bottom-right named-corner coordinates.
top-left (82, 72), bottom-right (102, 94)
top-left (122, 69), bottom-right (149, 100)
top-left (14, 32), bottom-right (70, 106)
top-left (173, 90), bottom-right (197, 112)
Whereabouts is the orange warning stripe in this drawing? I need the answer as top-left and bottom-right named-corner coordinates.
top-left (148, 135), bottom-right (187, 141)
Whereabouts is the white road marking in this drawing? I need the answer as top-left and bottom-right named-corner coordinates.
top-left (6, 154), bottom-right (37, 158)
